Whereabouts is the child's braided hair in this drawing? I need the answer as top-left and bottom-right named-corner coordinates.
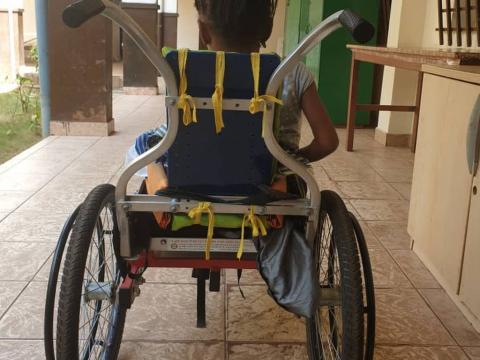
top-left (194, 0), bottom-right (278, 48)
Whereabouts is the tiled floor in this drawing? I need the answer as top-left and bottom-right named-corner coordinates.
top-left (0, 94), bottom-right (479, 359)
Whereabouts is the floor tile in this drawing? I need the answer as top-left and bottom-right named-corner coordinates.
top-left (0, 282), bottom-right (46, 338)
top-left (26, 146), bottom-right (83, 162)
top-left (366, 221), bottom-right (412, 250)
top-left (357, 221), bottom-right (383, 250)
top-left (41, 173), bottom-right (111, 194)
top-left (350, 199), bottom-right (409, 221)
top-left (343, 199), bottom-right (360, 218)
top-left (0, 191), bottom-right (33, 212)
top-left (391, 250), bottom-right (440, 289)
top-left (0, 242), bottom-right (53, 281)
top-left (374, 345), bottom-right (469, 359)
top-left (0, 137), bottom-right (55, 174)
top-left (390, 182), bottom-right (412, 200)
top-left (376, 288), bottom-right (455, 345)
top-left (0, 281), bottom-right (26, 317)
top-left (32, 254), bottom-right (54, 282)
top-left (4, 158), bottom-right (71, 176)
top-left (0, 340), bottom-right (45, 360)
top-left (0, 171), bottom-right (53, 192)
top-left (15, 190), bottom-right (88, 214)
top-left (0, 212), bottom-right (9, 222)
top-left (227, 285), bottom-right (305, 342)
top-left (369, 249), bottom-right (412, 289)
top-left (123, 284), bottom-right (224, 341)
top-left (336, 181), bottom-right (402, 200)
top-left (61, 158), bottom-right (122, 177)
top-left (420, 289), bottom-right (480, 346)
top-left (226, 269), bottom-right (264, 285)
top-left (311, 165), bottom-right (330, 182)
top-left (0, 211), bottom-right (69, 243)
top-left (359, 156), bottom-right (413, 172)
top-left (323, 165), bottom-right (384, 182)
top-left (316, 179), bottom-right (344, 197)
top-left (321, 157), bottom-right (370, 171)
top-left (375, 166), bottom-right (413, 183)
top-left (464, 347), bottom-right (480, 359)
top-left (229, 343), bottom-right (308, 360)
top-left (118, 341), bottom-right (225, 360)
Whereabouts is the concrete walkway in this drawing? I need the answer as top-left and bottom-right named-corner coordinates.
top-left (0, 94), bottom-right (479, 359)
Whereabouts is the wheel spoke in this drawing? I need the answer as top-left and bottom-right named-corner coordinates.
top-left (311, 212), bottom-right (343, 359)
top-left (76, 198), bottom-right (121, 359)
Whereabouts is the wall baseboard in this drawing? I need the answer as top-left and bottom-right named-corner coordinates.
top-left (375, 128), bottom-right (411, 147)
top-left (50, 119), bottom-right (115, 136)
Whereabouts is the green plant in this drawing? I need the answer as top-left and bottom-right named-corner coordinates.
top-left (16, 75), bottom-right (35, 113)
top-left (30, 45), bottom-right (39, 70)
top-left (29, 97), bottom-right (41, 131)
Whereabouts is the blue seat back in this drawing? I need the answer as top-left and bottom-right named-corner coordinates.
top-left (165, 51), bottom-right (280, 196)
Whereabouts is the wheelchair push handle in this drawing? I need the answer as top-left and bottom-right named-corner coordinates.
top-left (63, 0), bottom-right (106, 28)
top-left (339, 9), bottom-right (375, 44)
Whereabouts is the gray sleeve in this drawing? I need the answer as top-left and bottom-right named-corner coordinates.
top-left (294, 62), bottom-right (316, 98)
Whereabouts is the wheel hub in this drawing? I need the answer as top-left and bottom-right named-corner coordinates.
top-left (84, 281), bottom-right (114, 303)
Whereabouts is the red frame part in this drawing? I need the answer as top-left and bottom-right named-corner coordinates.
top-left (119, 251), bottom-right (256, 306)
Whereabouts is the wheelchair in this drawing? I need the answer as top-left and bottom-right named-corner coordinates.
top-left (44, 1), bottom-right (376, 359)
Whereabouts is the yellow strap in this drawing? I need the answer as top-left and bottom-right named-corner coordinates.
top-left (188, 202), bottom-right (215, 260)
top-left (249, 53), bottom-right (283, 137)
top-left (212, 51), bottom-right (225, 134)
top-left (177, 49), bottom-right (197, 126)
top-left (237, 207), bottom-right (268, 260)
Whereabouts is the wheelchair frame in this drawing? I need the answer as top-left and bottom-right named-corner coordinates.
top-left (46, 1), bottom-right (377, 359)
top-left (96, 0), bottom-right (341, 306)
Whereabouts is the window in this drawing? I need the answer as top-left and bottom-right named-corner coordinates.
top-left (437, 0), bottom-right (479, 47)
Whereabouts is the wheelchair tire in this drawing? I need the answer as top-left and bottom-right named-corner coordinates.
top-left (306, 190), bottom-right (364, 360)
top-left (56, 184), bottom-right (126, 360)
top-left (350, 212), bottom-right (376, 360)
top-left (45, 203), bottom-right (82, 360)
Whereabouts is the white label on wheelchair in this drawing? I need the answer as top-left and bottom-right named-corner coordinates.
top-left (151, 238), bottom-right (257, 253)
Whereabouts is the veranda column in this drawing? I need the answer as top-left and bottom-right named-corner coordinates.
top-left (48, 0), bottom-right (113, 136)
top-left (121, 1), bottom-right (159, 95)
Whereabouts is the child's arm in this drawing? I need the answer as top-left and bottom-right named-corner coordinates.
top-left (297, 84), bottom-right (339, 162)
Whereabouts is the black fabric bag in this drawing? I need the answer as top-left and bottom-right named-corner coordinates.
top-left (254, 219), bottom-right (320, 319)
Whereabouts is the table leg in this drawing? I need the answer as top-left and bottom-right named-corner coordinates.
top-left (410, 72), bottom-right (424, 153)
top-left (346, 56), bottom-right (359, 152)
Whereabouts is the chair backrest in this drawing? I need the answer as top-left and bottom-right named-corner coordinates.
top-left (165, 50), bottom-right (281, 196)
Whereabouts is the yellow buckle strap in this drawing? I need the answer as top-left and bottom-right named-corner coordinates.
top-left (249, 52), bottom-right (283, 137)
top-left (188, 202), bottom-right (215, 260)
top-left (177, 48), bottom-right (197, 126)
top-left (237, 207), bottom-right (268, 260)
top-left (212, 51), bottom-right (225, 134)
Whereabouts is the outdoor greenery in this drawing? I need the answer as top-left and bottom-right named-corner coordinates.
top-left (0, 80), bottom-right (41, 165)
top-left (0, 46), bottom-right (42, 165)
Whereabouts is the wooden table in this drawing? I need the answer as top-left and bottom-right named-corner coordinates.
top-left (346, 45), bottom-right (480, 152)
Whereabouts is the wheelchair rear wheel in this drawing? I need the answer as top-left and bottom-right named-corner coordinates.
top-left (306, 190), bottom-right (364, 360)
top-left (56, 184), bottom-right (126, 360)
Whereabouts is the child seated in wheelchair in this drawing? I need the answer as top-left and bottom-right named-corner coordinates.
top-left (125, 0), bottom-right (339, 197)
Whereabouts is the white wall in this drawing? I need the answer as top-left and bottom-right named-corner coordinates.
top-left (378, 0), bottom-right (479, 135)
top-left (176, 0), bottom-right (199, 49)
top-left (176, 0), bottom-right (287, 53)
top-left (22, 0), bottom-right (35, 42)
top-left (161, 0), bottom-right (177, 14)
top-left (265, 0), bottom-right (287, 55)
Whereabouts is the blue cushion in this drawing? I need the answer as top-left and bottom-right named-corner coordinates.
top-left (165, 51), bottom-right (281, 196)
